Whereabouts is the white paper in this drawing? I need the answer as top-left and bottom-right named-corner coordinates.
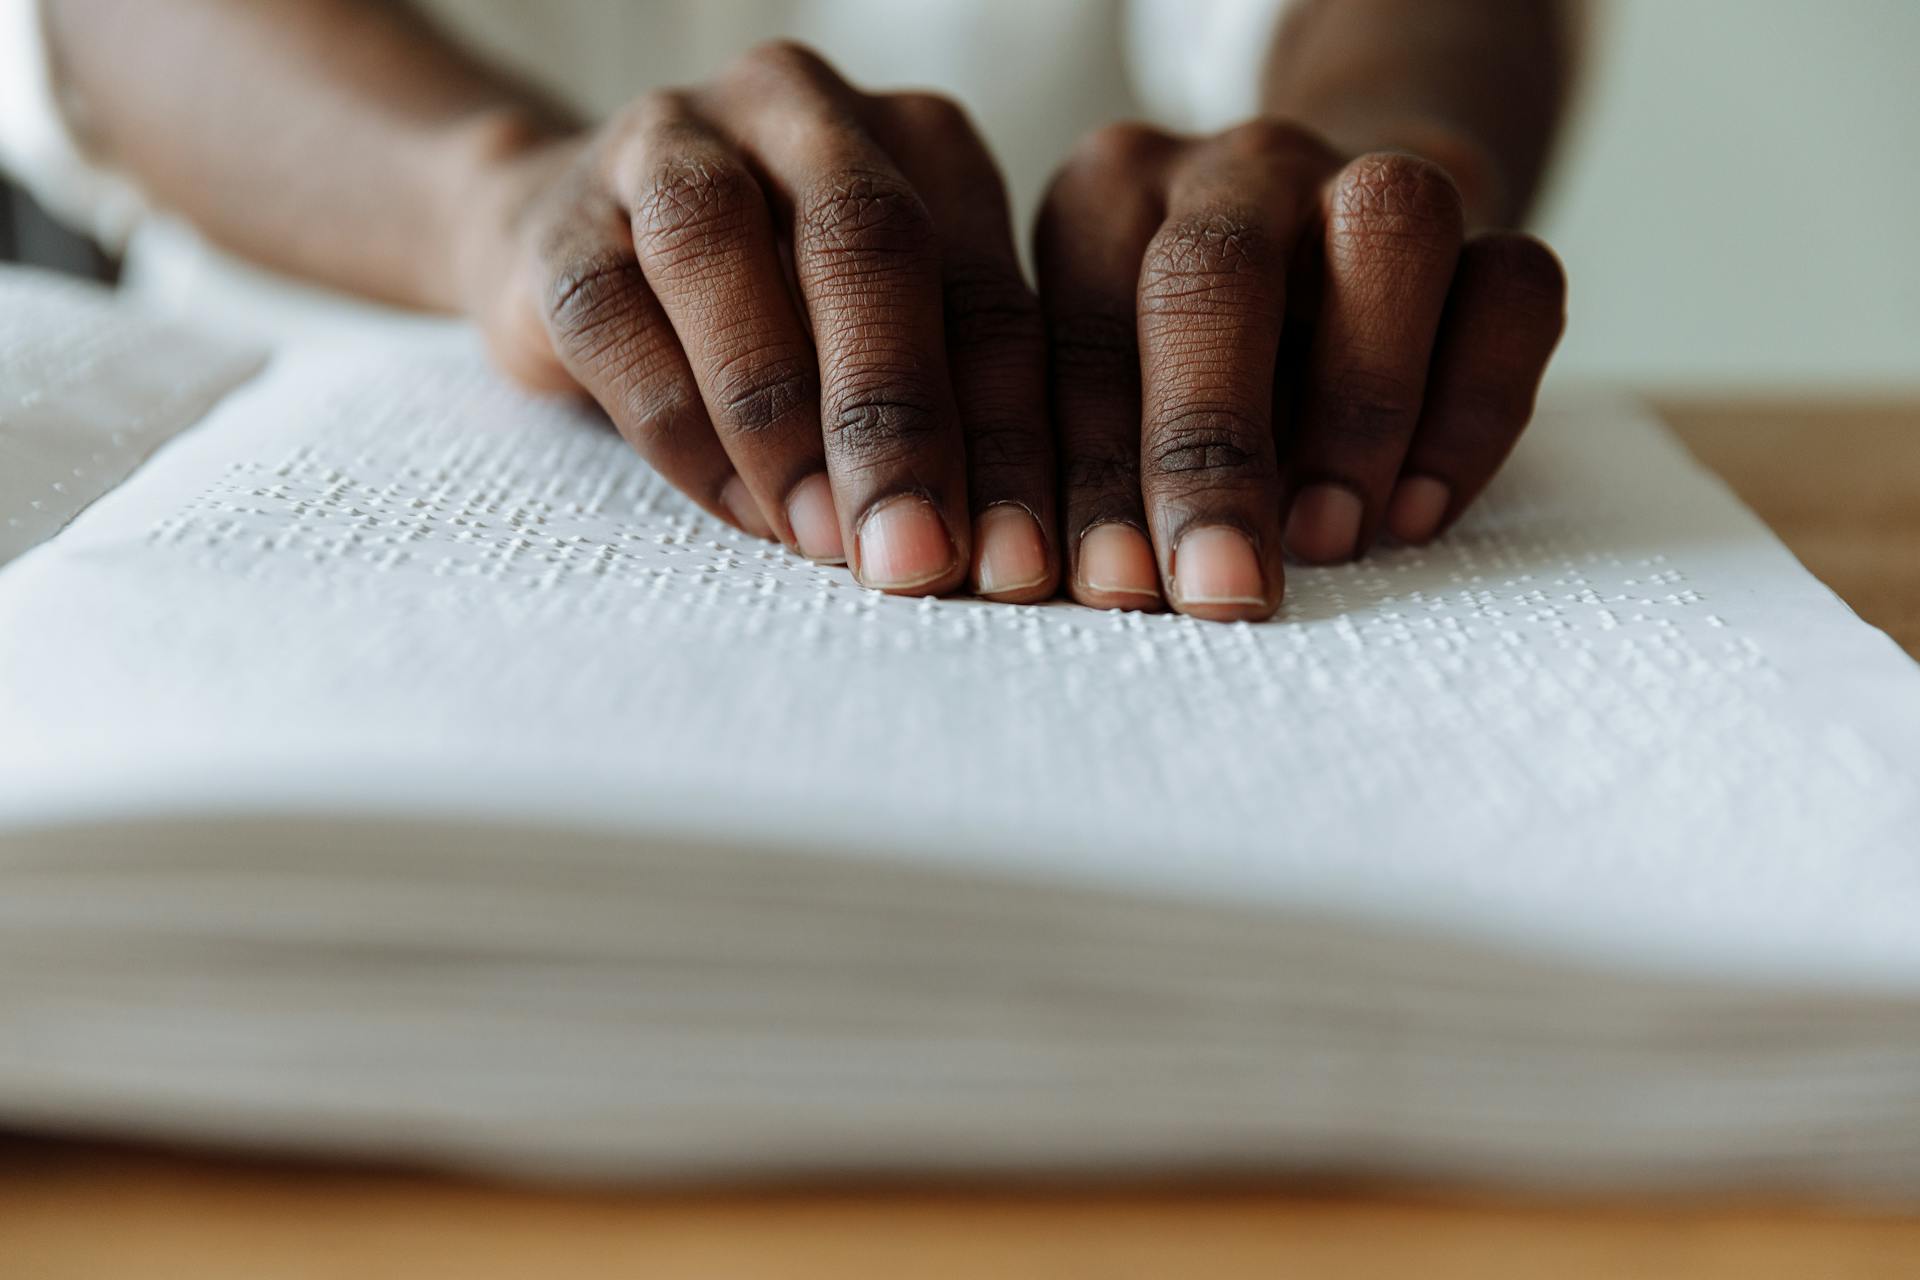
top-left (6, 338), bottom-right (1920, 980)
top-left (5, 277), bottom-right (1920, 1188)
top-left (0, 269), bottom-right (264, 565)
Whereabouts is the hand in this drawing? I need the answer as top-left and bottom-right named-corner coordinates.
top-left (462, 42), bottom-right (1058, 601)
top-left (1036, 120), bottom-right (1567, 621)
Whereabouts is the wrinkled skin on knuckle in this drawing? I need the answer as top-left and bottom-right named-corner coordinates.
top-left (1140, 212), bottom-right (1275, 320)
top-left (1330, 154), bottom-right (1466, 251)
top-left (1147, 408), bottom-right (1271, 481)
top-left (630, 156), bottom-right (756, 259)
top-left (543, 253), bottom-right (647, 364)
top-left (799, 171), bottom-right (937, 265)
top-left (710, 349), bottom-right (819, 436)
top-left (613, 378), bottom-right (706, 455)
top-left (825, 381), bottom-right (946, 467)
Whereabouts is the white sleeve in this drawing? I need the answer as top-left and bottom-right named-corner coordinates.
top-left (0, 0), bottom-right (147, 248)
top-left (1123, 0), bottom-right (1298, 132)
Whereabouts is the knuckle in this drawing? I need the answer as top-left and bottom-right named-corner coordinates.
top-left (1218, 117), bottom-right (1330, 164)
top-left (1149, 212), bottom-right (1271, 276)
top-left (1036, 178), bottom-right (1155, 272)
top-left (1316, 365), bottom-right (1423, 445)
top-left (800, 171), bottom-right (936, 262)
top-left (617, 89), bottom-right (686, 137)
top-left (1063, 450), bottom-right (1139, 497)
top-left (711, 351), bottom-right (819, 435)
top-left (885, 93), bottom-right (1007, 207)
top-left (737, 38), bottom-right (832, 82)
top-left (1069, 121), bottom-right (1171, 181)
top-left (826, 386), bottom-right (946, 462)
top-left (614, 379), bottom-right (706, 455)
top-left (944, 261), bottom-right (1043, 349)
top-left (885, 91), bottom-right (974, 143)
top-left (1140, 211), bottom-right (1273, 316)
top-left (1146, 408), bottom-right (1272, 479)
top-left (1047, 311), bottom-right (1138, 379)
top-left (1041, 125), bottom-right (1166, 239)
top-left (965, 418), bottom-right (1050, 476)
top-left (1332, 153), bottom-right (1465, 246)
top-left (544, 253), bottom-right (645, 351)
top-left (631, 156), bottom-right (757, 254)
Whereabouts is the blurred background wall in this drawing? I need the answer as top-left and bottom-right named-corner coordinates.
top-left (1537, 0), bottom-right (1920, 390)
top-left (6, 0), bottom-right (1916, 393)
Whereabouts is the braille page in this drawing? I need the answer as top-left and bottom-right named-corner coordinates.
top-left (4, 339), bottom-right (1920, 986)
top-left (0, 269), bottom-right (264, 566)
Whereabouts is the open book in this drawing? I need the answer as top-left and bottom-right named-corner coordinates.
top-left (5, 266), bottom-right (1920, 1192)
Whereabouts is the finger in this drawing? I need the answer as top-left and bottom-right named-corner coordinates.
top-left (875, 92), bottom-right (1057, 603)
top-left (1035, 123), bottom-right (1177, 611)
top-left (1283, 152), bottom-right (1465, 564)
top-left (712, 42), bottom-right (969, 596)
top-left (615, 92), bottom-right (842, 562)
top-left (1386, 231), bottom-right (1567, 544)
top-left (534, 170), bottom-right (757, 536)
top-left (1137, 122), bottom-right (1324, 621)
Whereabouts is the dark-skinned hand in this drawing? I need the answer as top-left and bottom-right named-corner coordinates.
top-left (465, 42), bottom-right (1566, 621)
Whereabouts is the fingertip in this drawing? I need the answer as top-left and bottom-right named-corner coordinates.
top-left (1385, 475), bottom-right (1451, 546)
top-left (1170, 524), bottom-right (1280, 622)
top-left (785, 472), bottom-right (846, 564)
top-left (720, 475), bottom-right (777, 541)
top-left (972, 504), bottom-right (1056, 603)
top-left (854, 493), bottom-right (963, 595)
top-left (1284, 483), bottom-right (1364, 565)
top-left (1071, 522), bottom-right (1164, 612)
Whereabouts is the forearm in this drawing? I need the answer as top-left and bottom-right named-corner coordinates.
top-left (1260, 0), bottom-right (1581, 225)
top-left (44, 0), bottom-right (576, 308)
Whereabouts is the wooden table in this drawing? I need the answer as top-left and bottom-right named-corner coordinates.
top-left (1663, 398), bottom-right (1920, 661)
top-left (3, 399), bottom-right (1917, 1277)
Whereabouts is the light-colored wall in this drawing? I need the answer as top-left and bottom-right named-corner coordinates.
top-left (1536, 0), bottom-right (1920, 390)
top-left (8, 0), bottom-right (1911, 392)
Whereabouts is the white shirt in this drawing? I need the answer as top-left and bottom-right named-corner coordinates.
top-left (1, 0), bottom-right (1288, 335)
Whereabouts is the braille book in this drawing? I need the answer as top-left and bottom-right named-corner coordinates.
top-left (5, 266), bottom-right (1920, 1192)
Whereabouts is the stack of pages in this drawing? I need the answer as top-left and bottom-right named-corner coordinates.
top-left (4, 267), bottom-right (1920, 1192)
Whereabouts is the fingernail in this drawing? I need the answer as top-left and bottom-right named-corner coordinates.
top-left (785, 472), bottom-right (845, 564)
top-left (1386, 475), bottom-right (1451, 545)
top-left (972, 503), bottom-right (1049, 597)
top-left (721, 475), bottom-right (774, 540)
top-left (1075, 523), bottom-right (1161, 605)
top-left (857, 494), bottom-right (956, 591)
top-left (1172, 525), bottom-right (1266, 607)
top-left (1284, 483), bottom-right (1364, 563)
